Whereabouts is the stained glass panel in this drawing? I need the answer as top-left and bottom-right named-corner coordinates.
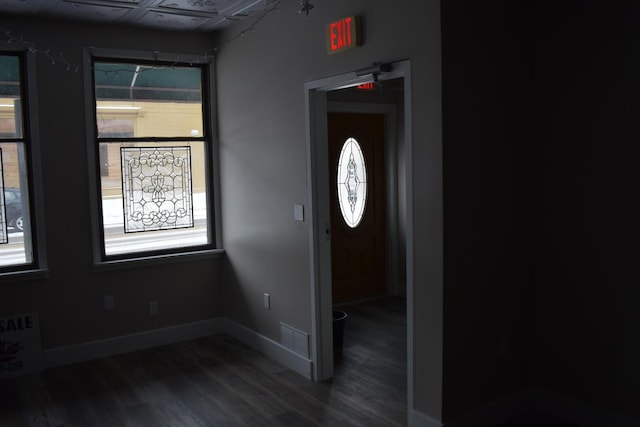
top-left (337, 137), bottom-right (367, 228)
top-left (121, 146), bottom-right (194, 233)
top-left (0, 148), bottom-right (7, 244)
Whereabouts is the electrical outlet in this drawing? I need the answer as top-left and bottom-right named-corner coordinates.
top-left (264, 293), bottom-right (270, 310)
top-left (149, 301), bottom-right (158, 316)
top-left (104, 295), bottom-right (114, 310)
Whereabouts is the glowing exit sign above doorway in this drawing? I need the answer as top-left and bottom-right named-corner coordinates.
top-left (326, 16), bottom-right (361, 54)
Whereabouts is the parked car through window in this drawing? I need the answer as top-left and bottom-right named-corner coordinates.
top-left (4, 187), bottom-right (23, 231)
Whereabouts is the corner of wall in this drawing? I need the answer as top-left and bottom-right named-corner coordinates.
top-left (223, 317), bottom-right (313, 380)
top-left (411, 409), bottom-right (443, 427)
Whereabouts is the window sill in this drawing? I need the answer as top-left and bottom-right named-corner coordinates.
top-left (0, 268), bottom-right (49, 284)
top-left (93, 248), bottom-right (226, 272)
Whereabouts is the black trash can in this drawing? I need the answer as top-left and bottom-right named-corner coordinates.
top-left (332, 310), bottom-right (347, 355)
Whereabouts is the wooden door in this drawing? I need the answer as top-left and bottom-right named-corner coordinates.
top-left (328, 112), bottom-right (386, 303)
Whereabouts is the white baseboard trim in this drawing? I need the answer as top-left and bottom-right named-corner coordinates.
top-left (531, 387), bottom-right (638, 427)
top-left (411, 410), bottom-right (443, 427)
top-left (443, 388), bottom-right (529, 427)
top-left (223, 318), bottom-right (313, 380)
top-left (44, 318), bottom-right (224, 368)
top-left (42, 317), bottom-right (312, 381)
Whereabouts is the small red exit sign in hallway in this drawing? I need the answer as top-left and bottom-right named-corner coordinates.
top-left (326, 16), bottom-right (361, 54)
top-left (357, 83), bottom-right (376, 91)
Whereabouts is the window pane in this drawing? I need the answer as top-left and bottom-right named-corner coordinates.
top-left (101, 141), bottom-right (209, 256)
top-left (337, 137), bottom-right (367, 228)
top-left (0, 142), bottom-right (33, 266)
top-left (0, 55), bottom-right (23, 139)
top-left (94, 62), bottom-right (203, 138)
top-left (0, 53), bottom-right (34, 268)
top-left (93, 57), bottom-right (213, 260)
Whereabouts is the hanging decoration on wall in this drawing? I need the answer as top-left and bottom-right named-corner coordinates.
top-left (215, 0), bottom-right (281, 51)
top-left (0, 27), bottom-right (80, 72)
top-left (298, 0), bottom-right (314, 17)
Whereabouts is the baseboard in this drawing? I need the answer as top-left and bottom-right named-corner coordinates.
top-left (223, 318), bottom-right (313, 380)
top-left (411, 409), bottom-right (443, 427)
top-left (44, 318), bottom-right (224, 368)
top-left (531, 387), bottom-right (638, 427)
top-left (43, 317), bottom-right (312, 382)
top-left (443, 389), bottom-right (529, 427)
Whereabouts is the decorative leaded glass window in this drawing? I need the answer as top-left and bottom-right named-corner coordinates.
top-left (337, 137), bottom-right (367, 228)
top-left (0, 148), bottom-right (6, 244)
top-left (90, 56), bottom-right (216, 260)
top-left (121, 146), bottom-right (194, 233)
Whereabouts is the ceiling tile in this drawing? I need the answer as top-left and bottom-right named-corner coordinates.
top-left (136, 9), bottom-right (210, 31)
top-left (158, 0), bottom-right (219, 14)
top-left (55, 1), bottom-right (137, 21)
top-left (0, 0), bottom-right (268, 31)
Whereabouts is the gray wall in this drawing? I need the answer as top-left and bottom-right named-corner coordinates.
top-left (532, 1), bottom-right (640, 421)
top-left (0, 16), bottom-right (224, 349)
top-left (441, 0), bottom-right (533, 421)
top-left (441, 0), bottom-right (640, 423)
top-left (214, 0), bottom-right (443, 421)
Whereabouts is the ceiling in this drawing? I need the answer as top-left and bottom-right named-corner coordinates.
top-left (0, 0), bottom-right (280, 32)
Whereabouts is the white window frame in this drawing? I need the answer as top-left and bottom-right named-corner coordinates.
top-left (0, 44), bottom-right (48, 282)
top-left (83, 48), bottom-right (223, 269)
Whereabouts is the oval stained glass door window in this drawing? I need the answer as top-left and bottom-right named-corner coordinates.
top-left (337, 137), bottom-right (367, 228)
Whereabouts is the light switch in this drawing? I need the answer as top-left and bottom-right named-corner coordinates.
top-left (264, 293), bottom-right (270, 310)
top-left (294, 204), bottom-right (304, 222)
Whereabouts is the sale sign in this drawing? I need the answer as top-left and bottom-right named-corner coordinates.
top-left (0, 313), bottom-right (43, 379)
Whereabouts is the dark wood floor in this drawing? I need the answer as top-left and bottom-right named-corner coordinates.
top-left (333, 296), bottom-right (408, 425)
top-left (0, 296), bottom-right (408, 427)
top-left (496, 412), bottom-right (579, 427)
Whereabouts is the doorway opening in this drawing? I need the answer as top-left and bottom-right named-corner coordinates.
top-left (328, 111), bottom-right (388, 304)
top-left (304, 60), bottom-right (414, 420)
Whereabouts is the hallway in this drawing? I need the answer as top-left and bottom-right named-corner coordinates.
top-left (333, 296), bottom-right (408, 425)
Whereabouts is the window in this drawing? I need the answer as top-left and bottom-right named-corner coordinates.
top-left (88, 53), bottom-right (219, 263)
top-left (0, 51), bottom-right (45, 274)
top-left (337, 137), bottom-right (367, 228)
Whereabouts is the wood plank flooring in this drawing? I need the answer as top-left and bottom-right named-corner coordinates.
top-left (0, 297), bottom-right (408, 427)
top-left (496, 412), bottom-right (579, 427)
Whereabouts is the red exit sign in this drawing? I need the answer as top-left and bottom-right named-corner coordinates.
top-left (326, 16), bottom-right (361, 54)
top-left (357, 83), bottom-right (375, 91)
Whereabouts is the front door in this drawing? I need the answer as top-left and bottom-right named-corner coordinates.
top-left (328, 112), bottom-right (386, 303)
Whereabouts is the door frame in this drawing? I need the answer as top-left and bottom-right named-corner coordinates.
top-left (304, 59), bottom-right (415, 411)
